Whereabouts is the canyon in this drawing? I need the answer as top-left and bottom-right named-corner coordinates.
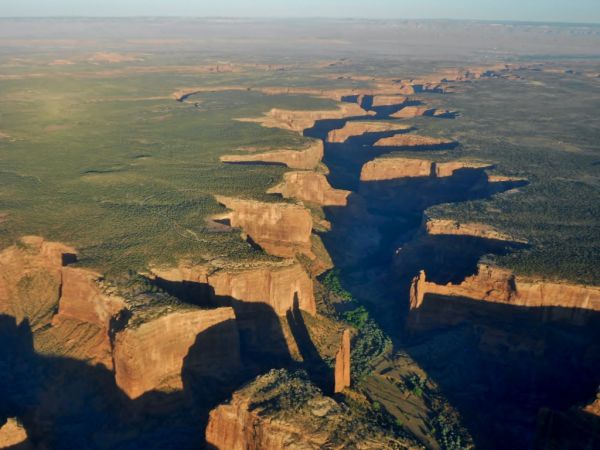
top-left (1, 59), bottom-right (598, 450)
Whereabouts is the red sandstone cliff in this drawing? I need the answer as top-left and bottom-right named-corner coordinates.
top-left (237, 103), bottom-right (372, 134)
top-left (391, 106), bottom-right (453, 119)
top-left (0, 236), bottom-right (75, 331)
top-left (373, 134), bottom-right (456, 148)
top-left (408, 265), bottom-right (600, 331)
top-left (220, 140), bottom-right (323, 170)
top-left (423, 218), bottom-right (525, 243)
top-left (215, 196), bottom-right (314, 259)
top-left (360, 157), bottom-right (488, 181)
top-left (326, 121), bottom-right (412, 143)
top-left (370, 95), bottom-right (409, 108)
top-left (113, 307), bottom-right (240, 399)
top-left (47, 267), bottom-right (127, 370)
top-left (150, 260), bottom-right (316, 316)
top-left (268, 171), bottom-right (350, 206)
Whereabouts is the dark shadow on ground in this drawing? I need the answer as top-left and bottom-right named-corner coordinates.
top-left (304, 112), bottom-right (598, 450)
top-left (405, 295), bottom-right (600, 450)
top-left (0, 314), bottom-right (245, 450)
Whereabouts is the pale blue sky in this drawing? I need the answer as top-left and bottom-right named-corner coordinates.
top-left (0, 0), bottom-right (599, 23)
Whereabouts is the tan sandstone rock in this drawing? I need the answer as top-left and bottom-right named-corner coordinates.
top-left (113, 307), bottom-right (240, 399)
top-left (220, 140), bottom-right (323, 170)
top-left (237, 103), bottom-right (372, 134)
top-left (268, 171), bottom-right (350, 206)
top-left (334, 329), bottom-right (351, 393)
top-left (408, 265), bottom-right (600, 330)
top-left (373, 134), bottom-right (456, 148)
top-left (360, 157), bottom-right (485, 181)
top-left (326, 121), bottom-right (412, 143)
top-left (215, 196), bottom-right (314, 259)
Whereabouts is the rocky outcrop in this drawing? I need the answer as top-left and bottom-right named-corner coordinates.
top-left (113, 307), bottom-right (240, 399)
top-left (0, 237), bottom-right (131, 369)
top-left (237, 103), bottom-right (371, 134)
top-left (424, 218), bottom-right (525, 243)
top-left (0, 236), bottom-right (75, 331)
top-left (0, 418), bottom-right (32, 449)
top-left (334, 329), bottom-right (351, 393)
top-left (326, 121), bottom-right (412, 143)
top-left (373, 134), bottom-right (456, 148)
top-left (205, 369), bottom-right (404, 450)
top-left (220, 140), bottom-right (323, 170)
top-left (215, 196), bottom-right (314, 259)
top-left (268, 171), bottom-right (350, 206)
top-left (390, 106), bottom-right (453, 119)
top-left (370, 95), bottom-right (409, 108)
top-left (360, 157), bottom-right (486, 181)
top-left (408, 265), bottom-right (600, 330)
top-left (151, 260), bottom-right (316, 316)
top-left (47, 267), bottom-right (127, 370)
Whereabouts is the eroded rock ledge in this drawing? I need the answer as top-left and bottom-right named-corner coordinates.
top-left (391, 106), bottom-right (455, 119)
top-left (373, 134), bottom-right (457, 148)
top-left (408, 264), bottom-right (600, 331)
top-left (215, 195), bottom-right (314, 259)
top-left (326, 120), bottom-right (412, 143)
top-left (237, 103), bottom-right (372, 134)
top-left (424, 218), bottom-right (525, 243)
top-left (150, 260), bottom-right (316, 316)
top-left (268, 171), bottom-right (350, 206)
top-left (220, 140), bottom-right (323, 170)
top-left (0, 236), bottom-right (243, 399)
top-left (360, 157), bottom-right (490, 181)
top-left (205, 369), bottom-right (406, 450)
top-left (114, 307), bottom-right (240, 399)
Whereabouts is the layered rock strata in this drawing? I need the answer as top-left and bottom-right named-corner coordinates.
top-left (215, 196), bottom-right (314, 259)
top-left (423, 218), bottom-right (525, 243)
top-left (113, 307), bottom-right (240, 399)
top-left (326, 121), bottom-right (412, 143)
top-left (360, 157), bottom-right (489, 181)
top-left (150, 261), bottom-right (316, 316)
top-left (220, 140), bottom-right (323, 170)
top-left (373, 134), bottom-right (456, 148)
top-left (390, 106), bottom-right (453, 119)
top-left (268, 171), bottom-right (350, 206)
top-left (236, 103), bottom-right (371, 134)
top-left (409, 265), bottom-right (600, 330)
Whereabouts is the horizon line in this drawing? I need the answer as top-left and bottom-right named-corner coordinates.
top-left (0, 16), bottom-right (599, 26)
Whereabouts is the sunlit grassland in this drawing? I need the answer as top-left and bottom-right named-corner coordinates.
top-left (414, 71), bottom-right (600, 283)
top-left (0, 68), bottom-right (340, 274)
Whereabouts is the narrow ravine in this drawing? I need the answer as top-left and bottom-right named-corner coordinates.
top-left (305, 102), bottom-right (599, 449)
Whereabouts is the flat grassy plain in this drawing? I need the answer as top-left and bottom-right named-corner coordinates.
top-left (409, 69), bottom-right (600, 283)
top-left (0, 60), bottom-right (346, 273)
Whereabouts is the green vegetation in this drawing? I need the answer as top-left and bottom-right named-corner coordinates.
top-left (321, 268), bottom-right (353, 302)
top-left (245, 369), bottom-right (415, 448)
top-left (409, 71), bottom-right (600, 284)
top-left (0, 62), bottom-right (341, 274)
top-left (320, 269), bottom-right (392, 379)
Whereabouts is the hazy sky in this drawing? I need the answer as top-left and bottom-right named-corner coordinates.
top-left (1, 0), bottom-right (599, 23)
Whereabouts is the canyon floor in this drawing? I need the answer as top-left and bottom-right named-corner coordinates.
top-left (1, 18), bottom-right (600, 450)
